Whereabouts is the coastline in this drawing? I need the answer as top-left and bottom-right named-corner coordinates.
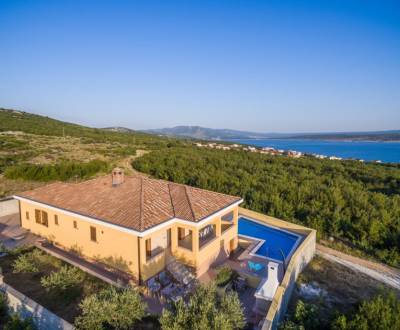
top-left (223, 138), bottom-right (400, 164)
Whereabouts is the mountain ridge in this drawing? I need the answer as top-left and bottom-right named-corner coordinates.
top-left (143, 126), bottom-right (291, 140)
top-left (143, 125), bottom-right (400, 141)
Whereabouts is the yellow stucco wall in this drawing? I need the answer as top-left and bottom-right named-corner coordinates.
top-left (19, 199), bottom-right (240, 282)
top-left (134, 204), bottom-right (240, 280)
top-left (19, 200), bottom-right (141, 280)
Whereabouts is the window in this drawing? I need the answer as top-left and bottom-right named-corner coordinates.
top-left (26, 211), bottom-right (29, 220)
top-left (221, 211), bottom-right (234, 222)
top-left (54, 215), bottom-right (58, 225)
top-left (73, 220), bottom-right (78, 229)
top-left (34, 209), bottom-right (48, 227)
top-left (35, 209), bottom-right (41, 224)
top-left (145, 238), bottom-right (151, 258)
top-left (178, 227), bottom-right (185, 240)
top-left (42, 211), bottom-right (48, 227)
top-left (90, 226), bottom-right (97, 242)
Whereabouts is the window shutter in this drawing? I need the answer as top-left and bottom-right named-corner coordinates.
top-left (90, 226), bottom-right (97, 242)
top-left (35, 209), bottom-right (41, 224)
top-left (42, 211), bottom-right (48, 227)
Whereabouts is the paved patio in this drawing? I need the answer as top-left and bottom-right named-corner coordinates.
top-left (0, 213), bottom-right (39, 248)
top-left (198, 237), bottom-right (281, 325)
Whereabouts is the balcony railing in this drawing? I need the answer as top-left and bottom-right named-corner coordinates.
top-left (221, 222), bottom-right (234, 234)
top-left (199, 232), bottom-right (217, 249)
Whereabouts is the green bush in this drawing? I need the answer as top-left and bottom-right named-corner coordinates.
top-left (12, 249), bottom-right (60, 273)
top-left (0, 242), bottom-right (8, 254)
top-left (75, 285), bottom-right (146, 330)
top-left (3, 314), bottom-right (35, 330)
top-left (12, 253), bottom-right (39, 273)
top-left (215, 266), bottom-right (234, 287)
top-left (0, 292), bottom-right (8, 323)
top-left (279, 300), bottom-right (320, 330)
top-left (4, 159), bottom-right (110, 182)
top-left (41, 265), bottom-right (84, 293)
top-left (332, 291), bottom-right (400, 330)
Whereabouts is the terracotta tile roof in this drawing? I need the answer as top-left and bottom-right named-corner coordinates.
top-left (16, 174), bottom-right (241, 232)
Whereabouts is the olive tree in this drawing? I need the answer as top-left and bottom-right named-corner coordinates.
top-left (160, 283), bottom-right (245, 330)
top-left (75, 285), bottom-right (146, 330)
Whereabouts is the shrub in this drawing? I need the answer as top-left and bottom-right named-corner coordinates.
top-left (75, 285), bottom-right (146, 330)
top-left (0, 242), bottom-right (8, 254)
top-left (0, 292), bottom-right (8, 323)
top-left (8, 244), bottom-right (31, 257)
top-left (12, 253), bottom-right (39, 273)
top-left (3, 314), bottom-right (35, 330)
top-left (4, 159), bottom-right (109, 182)
top-left (215, 266), bottom-right (234, 287)
top-left (160, 283), bottom-right (245, 330)
top-left (12, 249), bottom-right (59, 273)
top-left (279, 300), bottom-right (320, 330)
top-left (41, 265), bottom-right (84, 293)
top-left (332, 291), bottom-right (400, 330)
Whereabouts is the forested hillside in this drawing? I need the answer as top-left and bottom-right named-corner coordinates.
top-left (133, 147), bottom-right (400, 267)
top-left (0, 109), bottom-right (185, 196)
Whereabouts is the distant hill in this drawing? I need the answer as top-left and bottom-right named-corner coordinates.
top-left (144, 126), bottom-right (290, 140)
top-left (285, 130), bottom-right (400, 142)
top-left (102, 126), bottom-right (137, 134)
top-left (146, 125), bottom-right (400, 142)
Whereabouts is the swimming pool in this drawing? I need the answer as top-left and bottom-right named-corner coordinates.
top-left (238, 217), bottom-right (301, 262)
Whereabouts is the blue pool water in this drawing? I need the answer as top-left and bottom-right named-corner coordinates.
top-left (238, 217), bottom-right (300, 262)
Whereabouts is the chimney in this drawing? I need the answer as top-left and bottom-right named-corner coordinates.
top-left (112, 167), bottom-right (124, 186)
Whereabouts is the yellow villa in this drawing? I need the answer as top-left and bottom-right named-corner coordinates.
top-left (14, 168), bottom-right (243, 283)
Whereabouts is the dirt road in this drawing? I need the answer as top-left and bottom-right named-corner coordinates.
top-left (316, 244), bottom-right (400, 291)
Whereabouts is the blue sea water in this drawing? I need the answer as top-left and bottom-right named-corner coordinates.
top-left (229, 139), bottom-right (400, 163)
top-left (238, 217), bottom-right (299, 262)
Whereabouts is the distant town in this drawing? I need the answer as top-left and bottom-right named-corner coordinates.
top-left (193, 142), bottom-right (382, 163)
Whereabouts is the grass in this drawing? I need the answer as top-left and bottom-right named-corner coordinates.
top-left (0, 246), bottom-right (108, 323)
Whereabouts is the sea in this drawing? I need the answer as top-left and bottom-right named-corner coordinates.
top-left (227, 139), bottom-right (400, 163)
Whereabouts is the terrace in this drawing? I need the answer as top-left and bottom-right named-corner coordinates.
top-left (176, 224), bottom-right (221, 251)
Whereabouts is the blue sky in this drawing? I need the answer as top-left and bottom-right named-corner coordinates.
top-left (0, 0), bottom-right (399, 132)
